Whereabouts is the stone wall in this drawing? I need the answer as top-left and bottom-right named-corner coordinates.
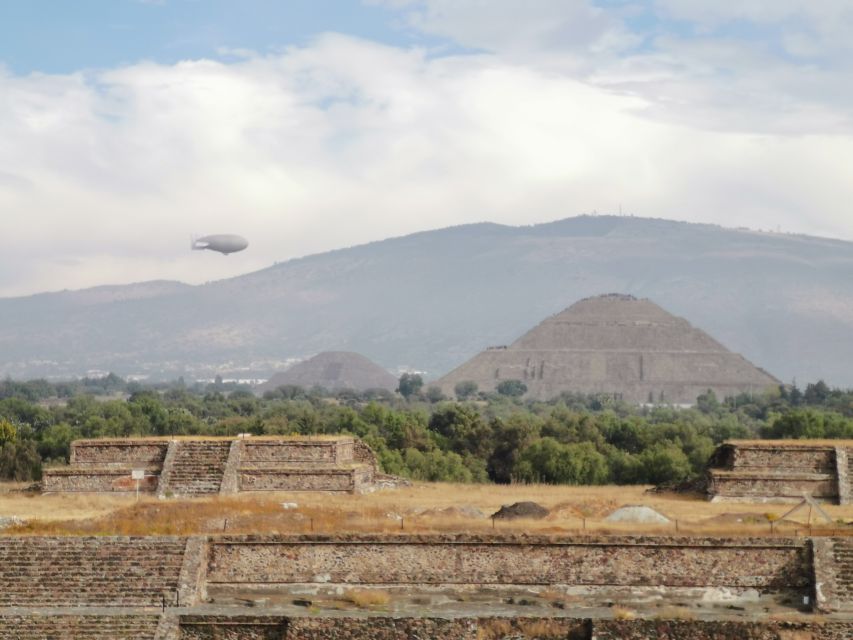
top-left (707, 441), bottom-right (853, 504)
top-left (205, 535), bottom-right (809, 592)
top-left (71, 440), bottom-right (170, 467)
top-left (172, 616), bottom-right (853, 640)
top-left (44, 436), bottom-right (381, 496)
top-left (43, 439), bottom-right (170, 493)
top-left (593, 620), bottom-right (853, 640)
top-left (241, 438), bottom-right (355, 466)
top-left (731, 446), bottom-right (837, 472)
top-left (43, 467), bottom-right (160, 493)
top-left (707, 471), bottom-right (838, 502)
top-left (238, 468), bottom-right (362, 492)
top-left (4, 614), bottom-right (850, 640)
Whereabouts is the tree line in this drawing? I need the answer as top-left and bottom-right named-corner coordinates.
top-left (1, 375), bottom-right (852, 484)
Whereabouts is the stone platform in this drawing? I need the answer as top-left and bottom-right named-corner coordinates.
top-left (707, 440), bottom-right (853, 505)
top-left (42, 436), bottom-right (379, 497)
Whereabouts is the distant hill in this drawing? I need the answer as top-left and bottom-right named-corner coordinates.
top-left (435, 294), bottom-right (780, 403)
top-left (1, 215), bottom-right (852, 386)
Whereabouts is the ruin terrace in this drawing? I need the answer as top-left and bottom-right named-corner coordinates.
top-left (707, 440), bottom-right (853, 505)
top-left (3, 438), bottom-right (853, 638)
top-left (42, 436), bottom-right (380, 497)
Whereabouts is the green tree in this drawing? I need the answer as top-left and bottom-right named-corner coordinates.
top-left (454, 381), bottom-right (479, 400)
top-left (425, 386), bottom-right (446, 403)
top-left (397, 373), bottom-right (423, 400)
top-left (515, 438), bottom-right (609, 485)
top-left (0, 418), bottom-right (15, 445)
top-left (637, 443), bottom-right (692, 484)
top-left (496, 380), bottom-right (527, 397)
top-left (696, 389), bottom-right (720, 414)
top-left (0, 440), bottom-right (41, 481)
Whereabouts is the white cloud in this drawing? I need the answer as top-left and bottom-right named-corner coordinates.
top-left (1, 32), bottom-right (852, 296)
top-left (375, 1), bottom-right (853, 135)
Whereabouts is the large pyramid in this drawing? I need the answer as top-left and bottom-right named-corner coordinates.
top-left (436, 294), bottom-right (780, 404)
top-left (259, 351), bottom-right (397, 392)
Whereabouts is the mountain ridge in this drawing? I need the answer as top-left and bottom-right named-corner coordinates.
top-left (2, 215), bottom-right (852, 386)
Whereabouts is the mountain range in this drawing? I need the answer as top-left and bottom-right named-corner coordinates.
top-left (2, 215), bottom-right (852, 386)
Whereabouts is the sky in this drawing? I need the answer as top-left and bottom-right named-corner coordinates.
top-left (1, 0), bottom-right (852, 297)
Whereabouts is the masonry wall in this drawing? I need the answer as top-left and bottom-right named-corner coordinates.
top-left (732, 446), bottom-right (837, 471)
top-left (71, 440), bottom-right (170, 467)
top-left (708, 472), bottom-right (838, 501)
top-left (174, 616), bottom-right (853, 640)
top-left (238, 468), bottom-right (359, 491)
top-left (707, 442), bottom-right (853, 504)
top-left (44, 437), bottom-right (381, 495)
top-left (43, 468), bottom-right (159, 492)
top-left (205, 535), bottom-right (809, 592)
top-left (241, 439), bottom-right (355, 466)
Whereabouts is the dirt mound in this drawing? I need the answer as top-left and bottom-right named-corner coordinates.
top-left (491, 501), bottom-right (549, 520)
top-left (546, 499), bottom-right (619, 520)
top-left (410, 506), bottom-right (486, 519)
top-left (605, 505), bottom-right (670, 524)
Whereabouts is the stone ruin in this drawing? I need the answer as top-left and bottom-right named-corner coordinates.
top-left (436, 293), bottom-right (780, 404)
top-left (258, 351), bottom-right (398, 393)
top-left (707, 440), bottom-right (853, 505)
top-left (1, 533), bottom-right (853, 638)
top-left (42, 436), bottom-right (381, 497)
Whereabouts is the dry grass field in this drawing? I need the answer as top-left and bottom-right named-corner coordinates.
top-left (2, 481), bottom-right (852, 537)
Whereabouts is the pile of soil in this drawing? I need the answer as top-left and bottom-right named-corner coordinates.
top-left (411, 506), bottom-right (486, 519)
top-left (491, 501), bottom-right (549, 520)
top-left (546, 499), bottom-right (618, 520)
top-left (605, 505), bottom-right (670, 524)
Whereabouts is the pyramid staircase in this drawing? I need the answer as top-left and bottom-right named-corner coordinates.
top-left (160, 440), bottom-right (232, 496)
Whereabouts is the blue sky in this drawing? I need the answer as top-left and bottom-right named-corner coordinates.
top-left (0, 1), bottom-right (426, 73)
top-left (1, 1), bottom-right (852, 296)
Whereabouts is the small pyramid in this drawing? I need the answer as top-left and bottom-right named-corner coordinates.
top-left (260, 351), bottom-right (397, 392)
top-left (436, 294), bottom-right (779, 404)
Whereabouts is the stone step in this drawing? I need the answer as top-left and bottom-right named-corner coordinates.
top-left (162, 441), bottom-right (232, 496)
top-left (0, 538), bottom-right (186, 607)
top-left (0, 615), bottom-right (161, 640)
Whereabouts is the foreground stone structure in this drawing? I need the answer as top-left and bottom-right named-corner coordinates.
top-left (707, 440), bottom-right (853, 505)
top-left (436, 294), bottom-right (780, 404)
top-left (42, 436), bottom-right (380, 497)
top-left (1, 533), bottom-right (853, 638)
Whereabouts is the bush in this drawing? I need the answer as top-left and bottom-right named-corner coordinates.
top-left (496, 380), bottom-right (527, 397)
top-left (0, 440), bottom-right (42, 481)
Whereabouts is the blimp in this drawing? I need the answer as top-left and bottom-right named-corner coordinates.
top-left (191, 234), bottom-right (248, 255)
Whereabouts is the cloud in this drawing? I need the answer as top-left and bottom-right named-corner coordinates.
top-left (0, 32), bottom-right (852, 297)
top-left (375, 1), bottom-right (853, 135)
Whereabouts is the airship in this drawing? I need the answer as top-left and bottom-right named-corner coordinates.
top-left (191, 234), bottom-right (248, 255)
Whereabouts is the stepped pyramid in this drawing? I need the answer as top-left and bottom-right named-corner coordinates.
top-left (260, 351), bottom-right (397, 392)
top-left (436, 294), bottom-right (780, 404)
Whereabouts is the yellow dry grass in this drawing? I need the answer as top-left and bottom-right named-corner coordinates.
top-left (342, 588), bottom-right (391, 607)
top-left (1, 481), bottom-right (851, 537)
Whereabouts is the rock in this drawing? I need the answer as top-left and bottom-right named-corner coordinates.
top-left (0, 516), bottom-right (24, 530)
top-left (605, 505), bottom-right (670, 524)
top-left (491, 501), bottom-right (549, 520)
